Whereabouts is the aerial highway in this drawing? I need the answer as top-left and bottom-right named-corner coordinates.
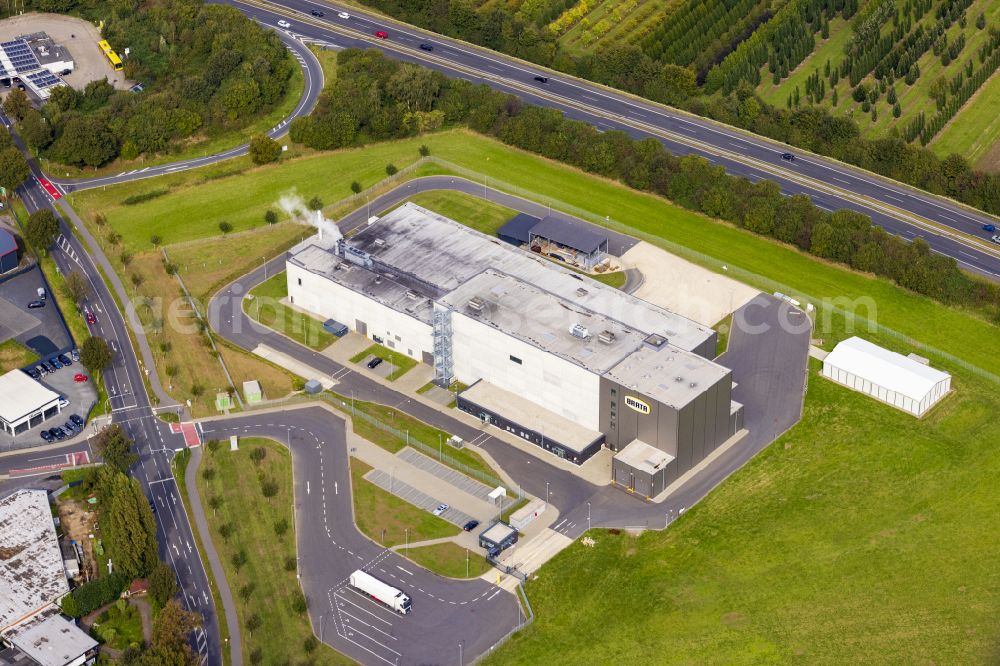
top-left (222, 0), bottom-right (999, 281)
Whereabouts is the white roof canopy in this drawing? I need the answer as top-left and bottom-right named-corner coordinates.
top-left (0, 370), bottom-right (59, 423)
top-left (823, 337), bottom-right (950, 401)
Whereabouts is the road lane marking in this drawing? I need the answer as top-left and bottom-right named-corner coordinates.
top-left (396, 565), bottom-right (413, 576)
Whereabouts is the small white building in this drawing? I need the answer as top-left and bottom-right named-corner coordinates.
top-left (821, 337), bottom-right (951, 417)
top-left (0, 369), bottom-right (61, 437)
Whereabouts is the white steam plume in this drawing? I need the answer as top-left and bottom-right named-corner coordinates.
top-left (277, 190), bottom-right (342, 242)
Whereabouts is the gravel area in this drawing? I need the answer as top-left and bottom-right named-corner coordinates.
top-left (0, 12), bottom-right (130, 91)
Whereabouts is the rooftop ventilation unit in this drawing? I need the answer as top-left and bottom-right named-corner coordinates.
top-left (569, 323), bottom-right (591, 339)
top-left (598, 330), bottom-right (615, 344)
top-left (467, 296), bottom-right (485, 312)
top-left (644, 333), bottom-right (668, 349)
top-left (675, 376), bottom-right (684, 382)
top-left (373, 238), bottom-right (386, 247)
top-left (373, 275), bottom-right (382, 285)
top-left (344, 245), bottom-right (373, 268)
top-left (576, 287), bottom-right (588, 297)
top-left (405, 290), bottom-right (421, 301)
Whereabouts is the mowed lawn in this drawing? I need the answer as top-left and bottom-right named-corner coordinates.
top-left (405, 187), bottom-right (516, 236)
top-left (405, 542), bottom-right (491, 579)
top-left (245, 272), bottom-right (337, 350)
top-left (486, 360), bottom-right (1000, 665)
top-left (198, 439), bottom-right (353, 666)
top-left (0, 339), bottom-right (39, 373)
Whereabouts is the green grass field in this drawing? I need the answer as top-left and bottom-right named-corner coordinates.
top-left (404, 542), bottom-right (491, 579)
top-left (405, 190), bottom-right (516, 235)
top-left (198, 439), bottom-right (353, 666)
top-left (486, 356), bottom-right (1000, 664)
top-left (0, 339), bottom-right (39, 373)
top-left (931, 68), bottom-right (1000, 167)
top-left (350, 458), bottom-right (459, 548)
top-left (350, 342), bottom-right (417, 380)
top-left (90, 602), bottom-right (144, 651)
top-left (245, 271), bottom-right (337, 350)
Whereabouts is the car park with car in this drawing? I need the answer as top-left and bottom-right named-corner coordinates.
top-left (367, 357), bottom-right (383, 369)
top-left (432, 503), bottom-right (449, 516)
top-left (58, 396), bottom-right (69, 409)
top-left (50, 427), bottom-right (66, 440)
top-left (70, 349), bottom-right (80, 362)
top-left (73, 373), bottom-right (88, 383)
top-left (70, 414), bottom-right (84, 427)
top-left (463, 519), bottom-right (479, 531)
top-left (40, 429), bottom-right (53, 442)
top-left (58, 353), bottom-right (72, 366)
top-left (24, 367), bottom-right (39, 379)
top-left (49, 357), bottom-right (61, 369)
top-left (27, 300), bottom-right (44, 309)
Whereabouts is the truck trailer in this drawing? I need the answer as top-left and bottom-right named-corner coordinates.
top-left (349, 569), bottom-right (412, 614)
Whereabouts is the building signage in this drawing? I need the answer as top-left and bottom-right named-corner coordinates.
top-left (624, 395), bottom-right (650, 414)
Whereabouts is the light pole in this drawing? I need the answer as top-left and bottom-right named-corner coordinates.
top-left (459, 640), bottom-right (464, 665)
top-left (466, 548), bottom-right (469, 578)
top-left (545, 481), bottom-right (549, 506)
top-left (587, 501), bottom-right (591, 531)
top-left (405, 527), bottom-right (408, 556)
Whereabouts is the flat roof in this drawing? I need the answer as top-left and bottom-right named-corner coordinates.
top-left (604, 343), bottom-right (731, 409)
top-left (497, 213), bottom-right (539, 244)
top-left (460, 380), bottom-right (604, 454)
top-left (442, 269), bottom-right (646, 374)
top-left (824, 337), bottom-right (950, 401)
top-left (7, 615), bottom-right (96, 666)
top-left (530, 215), bottom-right (607, 255)
top-left (614, 439), bottom-right (674, 475)
top-left (292, 203), bottom-right (715, 352)
top-left (0, 229), bottom-right (15, 257)
top-left (0, 490), bottom-right (67, 633)
top-left (480, 522), bottom-right (517, 544)
top-left (0, 370), bottom-right (60, 425)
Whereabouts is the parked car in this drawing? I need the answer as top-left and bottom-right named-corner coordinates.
top-left (374, 30), bottom-right (389, 39)
top-left (40, 361), bottom-right (54, 374)
top-left (781, 152), bottom-right (795, 161)
top-left (85, 310), bottom-right (96, 325)
top-left (311, 9), bottom-right (324, 16)
top-left (533, 75), bottom-right (548, 83)
top-left (338, 11), bottom-right (350, 19)
top-left (277, 19), bottom-right (291, 28)
top-left (27, 300), bottom-right (45, 309)
top-left (36, 364), bottom-right (48, 376)
top-left (58, 397), bottom-right (69, 409)
top-left (367, 357), bottom-right (383, 369)
top-left (73, 373), bottom-right (89, 383)
top-left (49, 357), bottom-right (62, 369)
top-left (58, 353), bottom-right (72, 366)
top-left (64, 420), bottom-right (79, 434)
top-left (70, 348), bottom-right (80, 362)
top-left (50, 427), bottom-right (66, 440)
top-left (40, 429), bottom-right (54, 442)
top-left (148, 498), bottom-right (157, 514)
top-left (432, 503), bottom-right (449, 516)
top-left (463, 519), bottom-right (479, 532)
top-left (70, 414), bottom-right (84, 427)
top-left (24, 367), bottom-right (40, 379)
top-left (419, 43), bottom-right (434, 51)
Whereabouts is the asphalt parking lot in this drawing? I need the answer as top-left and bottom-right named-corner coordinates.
top-left (0, 266), bottom-right (73, 358)
top-left (0, 361), bottom-right (97, 453)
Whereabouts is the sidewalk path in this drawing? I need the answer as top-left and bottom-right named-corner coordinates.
top-left (184, 446), bottom-right (243, 666)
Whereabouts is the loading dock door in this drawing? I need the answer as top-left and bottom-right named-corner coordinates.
top-left (355, 319), bottom-right (367, 336)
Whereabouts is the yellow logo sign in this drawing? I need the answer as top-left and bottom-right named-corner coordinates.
top-left (624, 396), bottom-right (650, 414)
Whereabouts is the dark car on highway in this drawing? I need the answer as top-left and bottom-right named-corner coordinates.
top-left (419, 43), bottom-right (434, 51)
top-left (311, 9), bottom-right (324, 16)
top-left (984, 224), bottom-right (997, 233)
top-left (533, 75), bottom-right (548, 83)
top-left (367, 357), bottom-right (383, 369)
top-left (781, 152), bottom-right (795, 161)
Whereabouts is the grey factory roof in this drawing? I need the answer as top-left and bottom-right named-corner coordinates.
top-left (614, 439), bottom-right (675, 475)
top-left (441, 269), bottom-right (646, 375)
top-left (7, 615), bottom-right (96, 666)
top-left (0, 490), bottom-right (68, 634)
top-left (292, 203), bottom-right (714, 351)
top-left (529, 215), bottom-right (607, 255)
top-left (604, 342), bottom-right (731, 409)
top-left (497, 213), bottom-right (539, 245)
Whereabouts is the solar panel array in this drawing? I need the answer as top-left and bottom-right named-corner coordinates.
top-left (1, 39), bottom-right (40, 72)
top-left (25, 69), bottom-right (60, 89)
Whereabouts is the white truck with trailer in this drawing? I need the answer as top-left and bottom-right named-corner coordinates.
top-left (349, 569), bottom-right (412, 614)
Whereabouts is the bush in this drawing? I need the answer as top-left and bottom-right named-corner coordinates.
top-left (350, 180), bottom-right (362, 194)
top-left (385, 163), bottom-right (398, 176)
top-left (264, 209), bottom-right (278, 225)
top-left (63, 574), bottom-right (128, 617)
top-left (122, 190), bottom-right (169, 206)
top-left (249, 134), bottom-right (282, 164)
top-left (283, 556), bottom-right (296, 572)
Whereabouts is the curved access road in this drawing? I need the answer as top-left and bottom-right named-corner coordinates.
top-left (50, 27), bottom-right (323, 194)
top-left (222, 0), bottom-right (1000, 280)
top-left (198, 406), bottom-right (523, 666)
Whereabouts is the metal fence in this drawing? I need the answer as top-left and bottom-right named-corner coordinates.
top-left (471, 582), bottom-right (535, 665)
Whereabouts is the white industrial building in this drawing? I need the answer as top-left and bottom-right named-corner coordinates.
top-left (287, 203), bottom-right (742, 478)
top-left (821, 336), bottom-right (951, 417)
top-left (0, 490), bottom-right (97, 666)
top-left (0, 370), bottom-right (62, 437)
top-left (0, 34), bottom-right (72, 100)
